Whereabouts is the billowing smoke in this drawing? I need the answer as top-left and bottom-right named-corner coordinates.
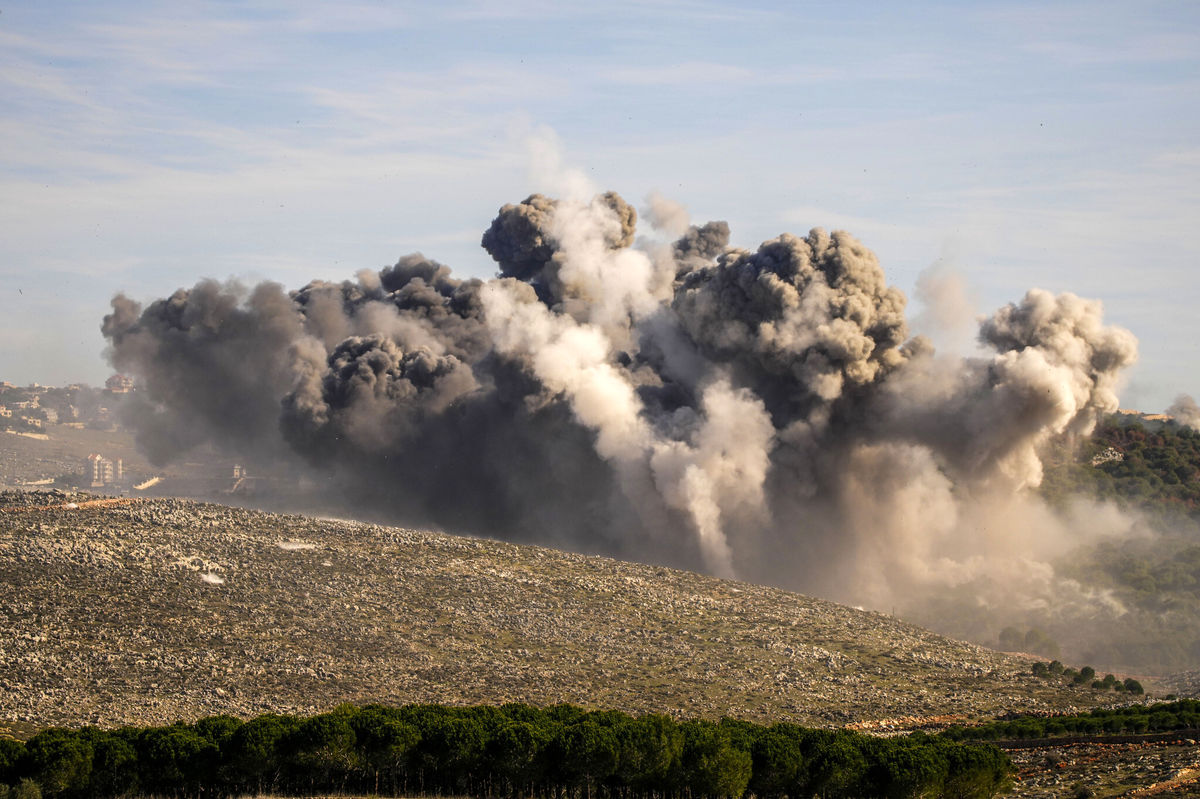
top-left (1167, 394), bottom-right (1200, 430)
top-left (103, 190), bottom-right (1142, 648)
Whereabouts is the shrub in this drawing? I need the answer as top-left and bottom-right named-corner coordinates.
top-left (13, 780), bottom-right (40, 799)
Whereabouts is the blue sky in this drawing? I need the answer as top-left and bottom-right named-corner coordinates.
top-left (1, 0), bottom-right (1198, 410)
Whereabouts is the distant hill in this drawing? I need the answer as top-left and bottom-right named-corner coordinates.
top-left (1043, 413), bottom-right (1200, 512)
top-left (0, 492), bottom-right (1129, 733)
top-left (1024, 414), bottom-right (1200, 671)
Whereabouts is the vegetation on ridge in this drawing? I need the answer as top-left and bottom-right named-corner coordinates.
top-left (964, 416), bottom-right (1200, 670)
top-left (1028, 661), bottom-right (1144, 694)
top-left (940, 699), bottom-right (1200, 742)
top-left (1042, 418), bottom-right (1200, 514)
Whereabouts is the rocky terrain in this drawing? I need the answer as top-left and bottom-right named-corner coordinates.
top-left (0, 490), bottom-right (1139, 732)
top-left (1007, 739), bottom-right (1200, 798)
top-left (1166, 673), bottom-right (1200, 701)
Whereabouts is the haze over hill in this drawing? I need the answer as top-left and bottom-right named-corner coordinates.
top-left (0, 492), bottom-right (1133, 732)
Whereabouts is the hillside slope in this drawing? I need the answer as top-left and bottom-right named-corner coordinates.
top-left (0, 492), bottom-right (1125, 731)
top-left (1029, 416), bottom-right (1200, 671)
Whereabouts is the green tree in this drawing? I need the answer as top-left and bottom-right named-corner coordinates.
top-left (488, 721), bottom-right (546, 798)
top-left (940, 742), bottom-right (1011, 799)
top-left (864, 738), bottom-right (947, 799)
top-left (748, 724), bottom-right (806, 799)
top-left (997, 626), bottom-right (1022, 650)
top-left (21, 728), bottom-right (93, 797)
top-left (0, 738), bottom-right (24, 786)
top-left (88, 733), bottom-right (138, 797)
top-left (193, 714), bottom-right (242, 749)
top-left (136, 724), bottom-right (215, 796)
top-left (283, 712), bottom-right (358, 792)
top-left (678, 721), bottom-right (752, 799)
top-left (553, 720), bottom-right (619, 799)
top-left (351, 706), bottom-right (420, 796)
top-left (608, 713), bottom-right (682, 796)
top-left (224, 714), bottom-right (299, 794)
top-left (417, 713), bottom-right (487, 795)
top-left (806, 730), bottom-right (868, 798)
top-left (12, 780), bottom-right (40, 799)
top-left (1024, 629), bottom-right (1060, 658)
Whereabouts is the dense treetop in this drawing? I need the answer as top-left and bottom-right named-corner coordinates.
top-left (0, 703), bottom-right (1012, 799)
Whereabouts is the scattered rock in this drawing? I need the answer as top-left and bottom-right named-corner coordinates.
top-left (0, 492), bottom-right (1132, 730)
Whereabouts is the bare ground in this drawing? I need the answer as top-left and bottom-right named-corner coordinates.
top-left (0, 491), bottom-right (1145, 732)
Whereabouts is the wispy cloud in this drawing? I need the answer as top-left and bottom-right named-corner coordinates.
top-left (1021, 32), bottom-right (1200, 65)
top-left (605, 61), bottom-right (759, 87)
top-left (0, 0), bottom-right (1198, 407)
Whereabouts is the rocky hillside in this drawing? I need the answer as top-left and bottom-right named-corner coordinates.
top-left (0, 491), bottom-right (1131, 731)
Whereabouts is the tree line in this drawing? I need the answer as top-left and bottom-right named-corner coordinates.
top-left (939, 699), bottom-right (1200, 742)
top-left (1028, 661), bottom-right (1144, 694)
top-left (0, 702), bottom-right (1012, 799)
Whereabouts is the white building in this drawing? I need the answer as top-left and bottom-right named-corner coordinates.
top-left (85, 454), bottom-right (123, 487)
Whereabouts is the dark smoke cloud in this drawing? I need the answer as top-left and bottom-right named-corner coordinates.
top-left (103, 189), bottom-right (1140, 632)
top-left (670, 221), bottom-right (730, 279)
top-left (102, 280), bottom-right (304, 463)
top-left (481, 192), bottom-right (637, 307)
top-left (673, 229), bottom-right (909, 424)
top-left (481, 194), bottom-right (558, 283)
top-left (281, 334), bottom-right (478, 453)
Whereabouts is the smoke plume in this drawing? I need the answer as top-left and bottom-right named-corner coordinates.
top-left (1167, 394), bottom-right (1200, 430)
top-left (103, 190), bottom-right (1141, 642)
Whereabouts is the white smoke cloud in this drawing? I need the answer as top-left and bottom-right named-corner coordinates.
top-left (643, 191), bottom-right (691, 237)
top-left (911, 259), bottom-right (979, 354)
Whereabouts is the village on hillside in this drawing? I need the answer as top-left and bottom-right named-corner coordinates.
top-left (0, 377), bottom-right (260, 498)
